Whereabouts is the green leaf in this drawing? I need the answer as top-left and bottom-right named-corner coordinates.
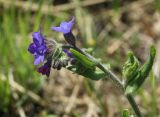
top-left (122, 51), bottom-right (139, 83)
top-left (125, 71), bottom-right (141, 95)
top-left (122, 109), bottom-right (130, 117)
top-left (139, 46), bottom-right (156, 79)
top-left (70, 48), bottom-right (98, 68)
top-left (122, 109), bottom-right (134, 117)
top-left (67, 48), bottom-right (110, 80)
top-left (67, 66), bottom-right (106, 80)
top-left (125, 46), bottom-right (156, 94)
top-left (81, 68), bottom-right (106, 80)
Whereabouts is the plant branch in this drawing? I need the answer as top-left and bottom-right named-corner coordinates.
top-left (126, 94), bottom-right (142, 117)
top-left (97, 63), bottom-right (124, 90)
top-left (66, 44), bottom-right (143, 116)
top-left (97, 63), bottom-right (142, 117)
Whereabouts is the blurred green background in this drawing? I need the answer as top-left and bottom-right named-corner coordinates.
top-left (0, 0), bottom-right (160, 117)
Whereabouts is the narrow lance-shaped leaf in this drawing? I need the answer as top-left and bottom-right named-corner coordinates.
top-left (70, 48), bottom-right (98, 68)
top-left (67, 66), bottom-right (106, 80)
top-left (138, 46), bottom-right (156, 84)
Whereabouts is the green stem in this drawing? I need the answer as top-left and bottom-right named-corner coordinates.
top-left (97, 63), bottom-right (124, 90)
top-left (126, 94), bottom-right (142, 117)
top-left (97, 63), bottom-right (142, 117)
top-left (69, 45), bottom-right (142, 116)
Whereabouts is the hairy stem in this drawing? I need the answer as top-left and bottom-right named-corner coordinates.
top-left (68, 45), bottom-right (142, 116)
top-left (97, 63), bottom-right (124, 90)
top-left (126, 94), bottom-right (142, 117)
top-left (97, 63), bottom-right (142, 117)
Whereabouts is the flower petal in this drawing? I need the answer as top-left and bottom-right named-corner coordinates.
top-left (32, 31), bottom-right (44, 46)
top-left (66, 16), bottom-right (74, 29)
top-left (36, 45), bottom-right (47, 55)
top-left (51, 26), bottom-right (64, 32)
top-left (37, 60), bottom-right (51, 76)
top-left (51, 17), bottom-right (75, 34)
top-left (34, 55), bottom-right (44, 65)
top-left (28, 43), bottom-right (36, 54)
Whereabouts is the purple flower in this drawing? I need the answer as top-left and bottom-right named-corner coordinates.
top-left (28, 30), bottom-right (47, 65)
top-left (51, 17), bottom-right (74, 34)
top-left (63, 49), bottom-right (73, 58)
top-left (51, 17), bottom-right (76, 46)
top-left (37, 60), bottom-right (52, 77)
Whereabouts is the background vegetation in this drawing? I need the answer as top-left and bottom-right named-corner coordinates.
top-left (0, 0), bottom-right (160, 116)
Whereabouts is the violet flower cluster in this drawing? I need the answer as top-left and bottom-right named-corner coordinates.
top-left (28, 17), bottom-right (75, 77)
top-left (28, 30), bottom-right (47, 66)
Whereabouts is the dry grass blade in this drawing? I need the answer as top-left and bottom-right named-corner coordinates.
top-left (86, 101), bottom-right (99, 117)
top-left (64, 85), bottom-right (80, 114)
top-left (62, 85), bottom-right (80, 117)
top-left (18, 106), bottom-right (26, 117)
